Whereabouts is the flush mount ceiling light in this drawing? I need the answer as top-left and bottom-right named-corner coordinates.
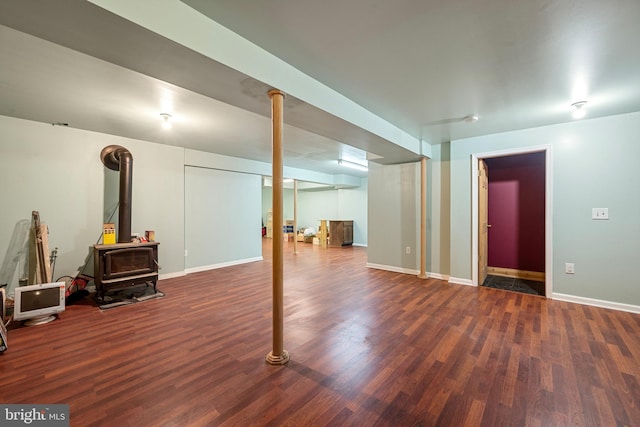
top-left (160, 113), bottom-right (172, 129)
top-left (571, 101), bottom-right (588, 119)
top-left (338, 159), bottom-right (368, 172)
top-left (463, 115), bottom-right (479, 123)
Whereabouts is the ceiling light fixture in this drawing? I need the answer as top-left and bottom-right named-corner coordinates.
top-left (571, 101), bottom-right (587, 119)
top-left (160, 113), bottom-right (172, 129)
top-left (338, 159), bottom-right (368, 172)
top-left (463, 115), bottom-right (479, 123)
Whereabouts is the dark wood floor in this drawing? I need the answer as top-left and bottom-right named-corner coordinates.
top-left (2, 239), bottom-right (640, 426)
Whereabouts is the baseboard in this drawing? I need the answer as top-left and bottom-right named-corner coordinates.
top-left (365, 264), bottom-right (454, 282)
top-left (158, 271), bottom-right (187, 280)
top-left (366, 263), bottom-right (419, 275)
top-left (487, 266), bottom-right (545, 282)
top-left (185, 256), bottom-right (263, 274)
top-left (552, 292), bottom-right (640, 314)
top-left (427, 272), bottom-right (450, 281)
top-left (352, 243), bottom-right (368, 247)
top-left (449, 277), bottom-right (475, 287)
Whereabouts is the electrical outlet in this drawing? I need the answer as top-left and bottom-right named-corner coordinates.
top-left (565, 263), bottom-right (575, 274)
top-left (405, 246), bottom-right (411, 255)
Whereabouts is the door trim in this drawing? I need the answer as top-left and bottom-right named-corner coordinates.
top-left (471, 145), bottom-right (553, 297)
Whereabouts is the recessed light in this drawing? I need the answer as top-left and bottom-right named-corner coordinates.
top-left (160, 113), bottom-right (172, 129)
top-left (571, 101), bottom-right (587, 119)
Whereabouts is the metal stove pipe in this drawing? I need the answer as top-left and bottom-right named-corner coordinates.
top-left (100, 145), bottom-right (133, 243)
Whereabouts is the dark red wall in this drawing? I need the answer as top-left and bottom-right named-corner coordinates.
top-left (485, 152), bottom-right (545, 272)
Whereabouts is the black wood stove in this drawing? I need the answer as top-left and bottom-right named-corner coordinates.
top-left (93, 241), bottom-right (159, 301)
top-left (94, 145), bottom-right (159, 301)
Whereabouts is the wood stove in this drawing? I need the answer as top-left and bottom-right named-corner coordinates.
top-left (94, 242), bottom-right (159, 301)
top-left (94, 144), bottom-right (159, 301)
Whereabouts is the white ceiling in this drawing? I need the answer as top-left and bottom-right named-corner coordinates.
top-left (184, 0), bottom-right (640, 142)
top-left (1, 0), bottom-right (640, 180)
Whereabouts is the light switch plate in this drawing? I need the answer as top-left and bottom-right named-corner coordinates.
top-left (592, 208), bottom-right (609, 220)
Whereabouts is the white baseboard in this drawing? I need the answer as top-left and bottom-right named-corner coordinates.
top-left (185, 256), bottom-right (263, 274)
top-left (365, 264), bottom-right (454, 282)
top-left (428, 272), bottom-right (450, 281)
top-left (552, 292), bottom-right (640, 314)
top-left (449, 277), bottom-right (475, 287)
top-left (366, 263), bottom-right (419, 275)
top-left (353, 243), bottom-right (368, 247)
top-left (158, 271), bottom-right (187, 280)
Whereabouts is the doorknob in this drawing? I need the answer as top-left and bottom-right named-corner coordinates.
top-left (487, 224), bottom-right (492, 228)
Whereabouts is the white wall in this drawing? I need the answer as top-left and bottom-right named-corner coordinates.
top-left (427, 143), bottom-right (451, 278)
top-left (337, 182), bottom-right (368, 246)
top-left (0, 116), bottom-right (185, 287)
top-left (446, 111), bottom-right (640, 307)
top-left (185, 167), bottom-right (262, 270)
top-left (367, 162), bottom-right (420, 271)
top-left (0, 116), bottom-right (368, 291)
top-left (262, 181), bottom-right (369, 246)
top-left (7, 109), bottom-right (638, 310)
top-left (297, 185), bottom-right (368, 246)
top-left (262, 186), bottom-right (295, 226)
top-left (365, 112), bottom-right (640, 309)
top-left (297, 190), bottom-right (338, 233)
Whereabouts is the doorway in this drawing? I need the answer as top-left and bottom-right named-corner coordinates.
top-left (472, 146), bottom-right (553, 297)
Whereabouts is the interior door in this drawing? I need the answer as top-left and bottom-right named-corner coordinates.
top-left (478, 159), bottom-right (489, 285)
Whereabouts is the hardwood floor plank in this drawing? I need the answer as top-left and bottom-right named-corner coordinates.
top-left (1, 239), bottom-right (639, 426)
top-left (462, 398), bottom-right (486, 427)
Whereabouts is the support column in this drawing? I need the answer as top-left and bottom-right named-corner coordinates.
top-left (319, 220), bottom-right (328, 248)
top-left (266, 89), bottom-right (289, 365)
top-left (293, 179), bottom-right (299, 254)
top-left (418, 157), bottom-right (429, 279)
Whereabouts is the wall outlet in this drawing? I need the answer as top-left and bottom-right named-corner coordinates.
top-left (405, 246), bottom-right (411, 254)
top-left (565, 263), bottom-right (575, 274)
top-left (184, 249), bottom-right (188, 257)
top-left (592, 208), bottom-right (609, 220)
